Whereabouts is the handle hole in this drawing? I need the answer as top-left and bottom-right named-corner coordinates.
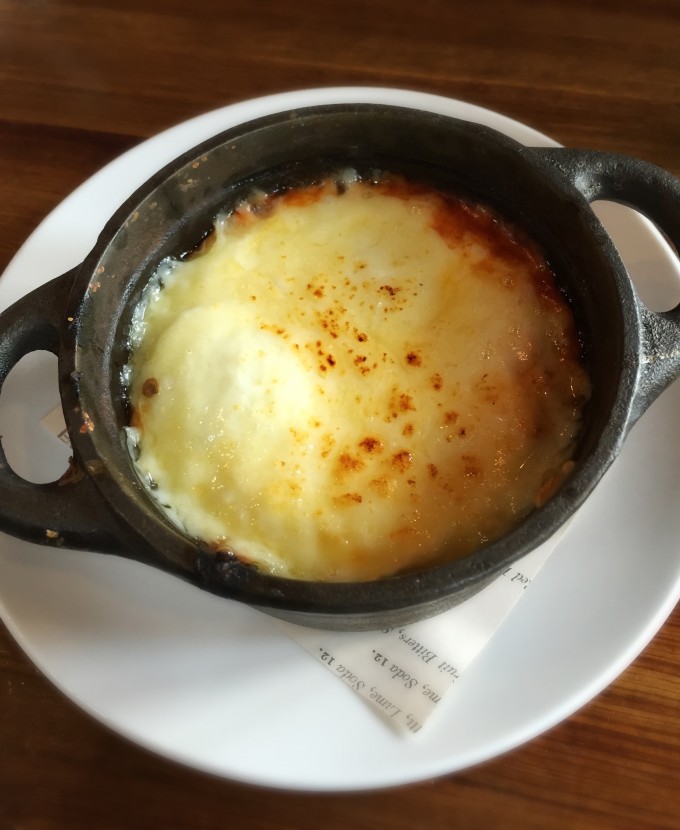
top-left (0, 351), bottom-right (71, 483)
top-left (592, 200), bottom-right (680, 312)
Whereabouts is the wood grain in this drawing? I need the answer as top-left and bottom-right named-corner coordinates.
top-left (1, 0), bottom-right (679, 827)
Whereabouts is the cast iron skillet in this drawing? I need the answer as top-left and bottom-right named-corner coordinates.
top-left (0, 104), bottom-right (679, 631)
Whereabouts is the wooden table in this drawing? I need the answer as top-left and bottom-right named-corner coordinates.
top-left (1, 1), bottom-right (679, 826)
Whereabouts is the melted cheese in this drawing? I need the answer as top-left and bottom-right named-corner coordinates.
top-left (128, 176), bottom-right (590, 582)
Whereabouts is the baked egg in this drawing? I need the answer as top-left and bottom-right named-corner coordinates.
top-left (126, 172), bottom-right (590, 582)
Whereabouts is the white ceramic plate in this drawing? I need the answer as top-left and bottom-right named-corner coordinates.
top-left (1, 88), bottom-right (679, 792)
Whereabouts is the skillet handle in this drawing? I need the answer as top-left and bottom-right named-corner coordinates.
top-left (533, 148), bottom-right (680, 417)
top-left (0, 271), bottom-right (124, 552)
